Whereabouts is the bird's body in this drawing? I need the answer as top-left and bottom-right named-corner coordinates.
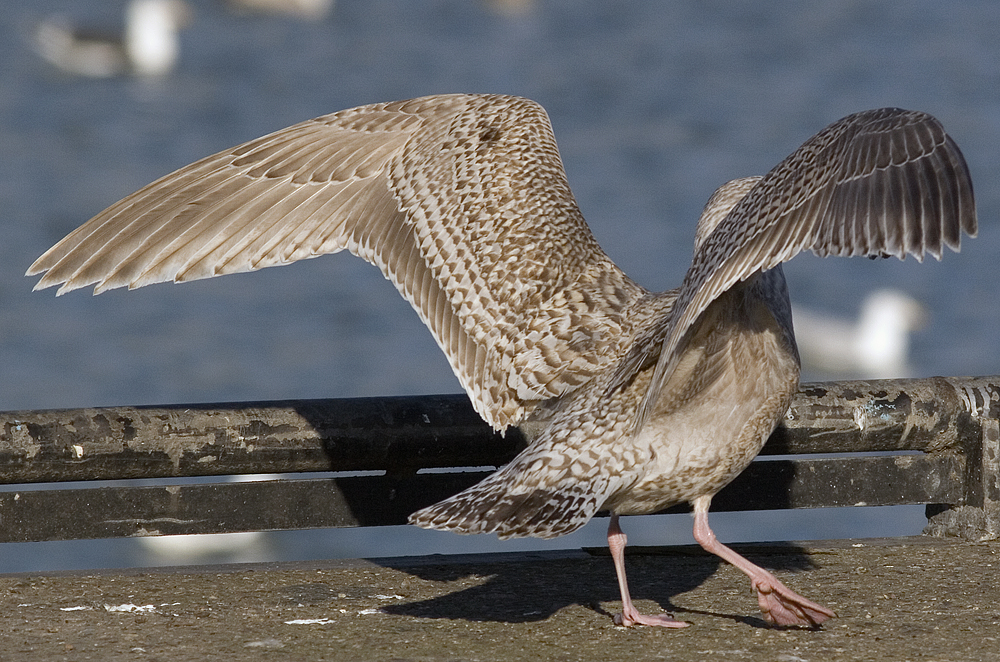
top-left (28, 94), bottom-right (976, 628)
top-left (609, 272), bottom-right (799, 517)
top-left (422, 266), bottom-right (797, 535)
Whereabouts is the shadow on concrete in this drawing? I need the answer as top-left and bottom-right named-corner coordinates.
top-left (378, 543), bottom-right (825, 626)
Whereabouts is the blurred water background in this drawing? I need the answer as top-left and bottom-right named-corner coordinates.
top-left (0, 0), bottom-right (997, 573)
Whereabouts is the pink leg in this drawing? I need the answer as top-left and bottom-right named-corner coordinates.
top-left (607, 514), bottom-right (689, 628)
top-left (691, 496), bottom-right (836, 626)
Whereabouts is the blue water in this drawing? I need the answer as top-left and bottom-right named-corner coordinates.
top-left (0, 0), bottom-right (998, 573)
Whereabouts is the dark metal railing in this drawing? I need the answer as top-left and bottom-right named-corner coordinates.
top-left (0, 376), bottom-right (996, 544)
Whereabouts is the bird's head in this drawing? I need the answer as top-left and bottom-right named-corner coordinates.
top-left (693, 176), bottom-right (762, 251)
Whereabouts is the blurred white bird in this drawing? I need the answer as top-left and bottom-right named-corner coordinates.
top-left (792, 289), bottom-right (927, 379)
top-left (224, 0), bottom-right (334, 20)
top-left (33, 0), bottom-right (192, 78)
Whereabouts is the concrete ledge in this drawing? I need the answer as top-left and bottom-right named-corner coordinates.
top-left (2, 536), bottom-right (997, 661)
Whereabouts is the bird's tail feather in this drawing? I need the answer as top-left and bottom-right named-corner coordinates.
top-left (409, 461), bottom-right (609, 540)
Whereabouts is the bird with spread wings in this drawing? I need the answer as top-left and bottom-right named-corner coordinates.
top-left (28, 94), bottom-right (976, 628)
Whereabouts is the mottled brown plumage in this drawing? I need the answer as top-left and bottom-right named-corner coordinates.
top-left (27, 95), bottom-right (976, 628)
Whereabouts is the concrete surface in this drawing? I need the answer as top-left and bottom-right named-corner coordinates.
top-left (1, 536), bottom-right (997, 661)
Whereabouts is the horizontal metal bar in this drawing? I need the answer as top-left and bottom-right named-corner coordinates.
top-left (708, 453), bottom-right (964, 512)
top-left (0, 454), bottom-right (963, 543)
top-left (0, 376), bottom-right (994, 485)
top-left (764, 375), bottom-right (994, 456)
top-left (0, 473), bottom-right (489, 543)
top-left (0, 395), bottom-right (525, 484)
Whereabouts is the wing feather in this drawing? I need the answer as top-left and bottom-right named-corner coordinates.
top-left (633, 108), bottom-right (976, 427)
top-left (28, 94), bottom-right (646, 430)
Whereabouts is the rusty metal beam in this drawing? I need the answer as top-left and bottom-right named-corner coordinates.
top-left (0, 376), bottom-right (997, 485)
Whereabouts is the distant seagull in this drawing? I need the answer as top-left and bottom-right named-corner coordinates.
top-left (33, 0), bottom-right (192, 78)
top-left (28, 95), bottom-right (976, 628)
top-left (224, 0), bottom-right (334, 20)
top-left (793, 289), bottom-right (927, 379)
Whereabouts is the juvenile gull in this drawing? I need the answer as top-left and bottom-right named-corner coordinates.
top-left (27, 94), bottom-right (976, 628)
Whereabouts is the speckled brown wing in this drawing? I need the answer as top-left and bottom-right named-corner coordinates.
top-left (628, 108), bottom-right (977, 426)
top-left (27, 94), bottom-right (645, 430)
